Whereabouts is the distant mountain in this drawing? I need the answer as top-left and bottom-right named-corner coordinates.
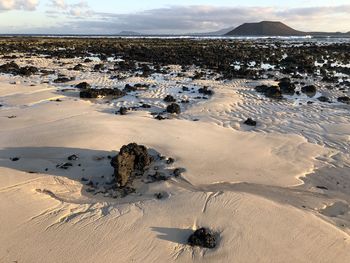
top-left (118, 31), bottom-right (141, 36)
top-left (226, 21), bottom-right (305, 36)
top-left (224, 21), bottom-right (350, 37)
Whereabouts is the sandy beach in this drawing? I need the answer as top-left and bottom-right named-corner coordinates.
top-left (0, 38), bottom-right (349, 262)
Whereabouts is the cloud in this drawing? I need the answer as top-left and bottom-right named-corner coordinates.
top-left (6, 4), bottom-right (350, 34)
top-left (0, 0), bottom-right (39, 10)
top-left (48, 4), bottom-right (349, 34)
top-left (48, 0), bottom-right (92, 17)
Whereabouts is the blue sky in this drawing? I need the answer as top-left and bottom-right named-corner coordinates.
top-left (0, 0), bottom-right (349, 34)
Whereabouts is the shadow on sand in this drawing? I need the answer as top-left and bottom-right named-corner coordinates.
top-left (0, 146), bottom-right (116, 181)
top-left (151, 226), bottom-right (193, 245)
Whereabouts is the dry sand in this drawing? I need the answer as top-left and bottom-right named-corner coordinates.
top-left (0, 56), bottom-right (350, 263)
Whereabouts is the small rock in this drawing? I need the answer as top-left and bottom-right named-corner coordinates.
top-left (301, 85), bottom-right (317, 97)
top-left (119, 107), bottom-right (128, 115)
top-left (56, 162), bottom-right (73, 169)
top-left (68, 154), bottom-right (79, 161)
top-left (244, 118), bottom-right (257, 126)
top-left (164, 95), bottom-right (176, 103)
top-left (316, 186), bottom-right (328, 190)
top-left (154, 192), bottom-right (164, 199)
top-left (317, 96), bottom-right (330, 103)
top-left (198, 86), bottom-right (214, 96)
top-left (75, 82), bottom-right (91, 89)
top-left (188, 228), bottom-right (216, 249)
top-left (337, 96), bottom-right (350, 104)
top-left (166, 103), bottom-right (181, 114)
top-left (173, 168), bottom-right (183, 177)
top-left (155, 115), bottom-right (166, 120)
top-left (166, 158), bottom-right (175, 164)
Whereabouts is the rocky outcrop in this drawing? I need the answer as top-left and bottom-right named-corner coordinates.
top-left (166, 103), bottom-right (181, 114)
top-left (164, 95), bottom-right (176, 103)
top-left (0, 61), bottom-right (38, 76)
top-left (255, 85), bottom-right (283, 99)
top-left (301, 85), bottom-right (317, 97)
top-left (110, 143), bottom-right (152, 187)
top-left (188, 228), bottom-right (217, 249)
top-left (337, 96), bottom-right (350, 104)
top-left (75, 82), bottom-right (91, 89)
top-left (198, 86), bottom-right (214, 96)
top-left (278, 78), bottom-right (295, 95)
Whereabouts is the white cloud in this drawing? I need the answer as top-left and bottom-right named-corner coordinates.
top-left (0, 0), bottom-right (39, 10)
top-left (48, 0), bottom-right (92, 17)
top-left (3, 4), bottom-right (350, 34)
top-left (65, 5), bottom-right (349, 34)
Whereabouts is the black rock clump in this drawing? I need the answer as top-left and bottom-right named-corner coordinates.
top-left (80, 88), bottom-right (125, 99)
top-left (301, 85), bottom-right (317, 97)
top-left (123, 84), bottom-right (137, 92)
top-left (188, 228), bottom-right (216, 249)
top-left (198, 86), bottom-right (214, 96)
top-left (166, 103), bottom-right (181, 114)
top-left (75, 82), bottom-right (91, 89)
top-left (244, 118), bottom-right (257, 126)
top-left (56, 162), bottom-right (73, 169)
top-left (337, 96), bottom-right (350, 104)
top-left (278, 78), bottom-right (295, 95)
top-left (119, 107), bottom-right (128, 115)
top-left (68, 154), bottom-right (79, 161)
top-left (110, 143), bottom-right (152, 187)
top-left (255, 85), bottom-right (282, 99)
top-left (317, 96), bottom-right (331, 103)
top-left (140, 103), bottom-right (151, 109)
top-left (54, 77), bottom-right (73, 83)
top-left (93, 63), bottom-right (106, 71)
top-left (0, 61), bottom-right (38, 76)
top-left (164, 95), bottom-right (176, 103)
top-left (73, 64), bottom-right (84, 71)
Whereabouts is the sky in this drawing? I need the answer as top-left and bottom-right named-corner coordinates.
top-left (0, 0), bottom-right (349, 34)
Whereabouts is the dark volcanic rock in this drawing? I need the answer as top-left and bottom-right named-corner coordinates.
top-left (164, 95), bottom-right (176, 103)
top-left (188, 228), bottom-right (216, 249)
top-left (18, 66), bottom-right (39, 76)
top-left (0, 62), bottom-right (19, 74)
top-left (255, 85), bottom-right (282, 99)
top-left (68, 154), bottom-right (78, 161)
top-left (0, 61), bottom-right (38, 76)
top-left (301, 85), bottom-right (317, 97)
top-left (80, 88), bottom-right (125, 99)
top-left (73, 64), bottom-right (84, 70)
top-left (75, 82), bottom-right (91, 89)
top-left (198, 86), bottom-right (214, 96)
top-left (317, 96), bottom-right (330, 103)
top-left (110, 143), bottom-right (152, 187)
top-left (123, 84), bottom-right (137, 92)
top-left (93, 63), bottom-right (106, 71)
top-left (119, 107), bottom-right (128, 115)
top-left (54, 77), bottom-right (72, 83)
top-left (244, 118), bottom-right (257, 126)
top-left (278, 78), bottom-right (295, 95)
top-left (166, 103), bottom-right (181, 114)
top-left (337, 96), bottom-right (350, 104)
